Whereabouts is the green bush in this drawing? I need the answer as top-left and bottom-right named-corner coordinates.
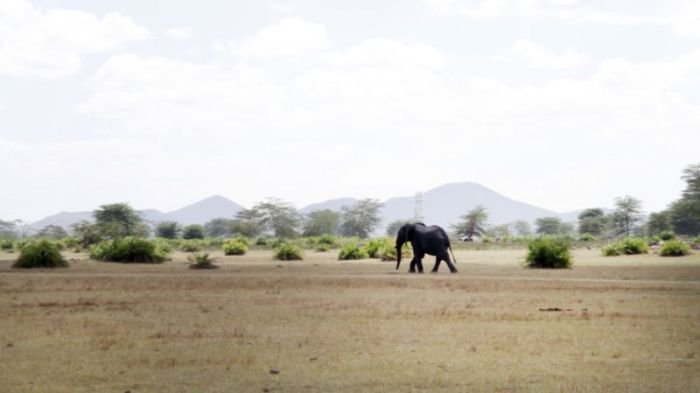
top-left (13, 240), bottom-right (68, 268)
top-left (223, 239), bottom-right (248, 255)
top-left (60, 237), bottom-right (81, 251)
top-left (525, 237), bottom-right (572, 269)
top-left (578, 233), bottom-right (597, 242)
top-left (90, 237), bottom-right (168, 263)
top-left (364, 238), bottom-right (391, 258)
top-left (179, 239), bottom-right (203, 253)
top-left (318, 234), bottom-right (339, 248)
top-left (315, 244), bottom-right (331, 252)
top-left (602, 243), bottom-right (623, 256)
top-left (659, 239), bottom-right (692, 257)
top-left (378, 243), bottom-right (411, 261)
top-left (602, 237), bottom-right (649, 256)
top-left (658, 231), bottom-right (676, 241)
top-left (188, 253), bottom-right (218, 269)
top-left (274, 243), bottom-right (303, 261)
top-left (619, 237), bottom-right (650, 255)
top-left (338, 243), bottom-right (369, 260)
top-left (256, 237), bottom-right (272, 246)
top-left (691, 237), bottom-right (700, 250)
top-left (1, 239), bottom-right (14, 252)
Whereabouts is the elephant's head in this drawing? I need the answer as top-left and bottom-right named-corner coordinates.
top-left (395, 223), bottom-right (412, 270)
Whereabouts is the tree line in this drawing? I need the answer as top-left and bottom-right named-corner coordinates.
top-left (448, 163), bottom-right (700, 240)
top-left (2, 163), bottom-right (698, 243)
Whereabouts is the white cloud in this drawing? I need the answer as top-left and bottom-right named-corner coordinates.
top-left (0, 0), bottom-right (151, 78)
top-left (163, 26), bottom-right (192, 40)
top-left (75, 37), bottom-right (700, 213)
top-left (422, 0), bottom-right (700, 38)
top-left (233, 17), bottom-right (330, 57)
top-left (501, 39), bottom-right (587, 69)
top-left (323, 38), bottom-right (446, 69)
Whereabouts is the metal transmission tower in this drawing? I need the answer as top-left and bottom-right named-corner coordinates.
top-left (413, 192), bottom-right (424, 222)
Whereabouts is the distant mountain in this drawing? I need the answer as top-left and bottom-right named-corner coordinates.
top-left (300, 198), bottom-right (359, 214)
top-left (30, 183), bottom-right (591, 234)
top-left (165, 195), bottom-right (243, 225)
top-left (30, 211), bottom-right (94, 230)
top-left (30, 195), bottom-right (244, 230)
top-left (379, 182), bottom-right (572, 232)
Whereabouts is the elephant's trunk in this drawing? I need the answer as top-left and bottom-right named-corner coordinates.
top-left (395, 245), bottom-right (402, 270)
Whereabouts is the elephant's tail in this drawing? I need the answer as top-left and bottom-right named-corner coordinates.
top-left (449, 246), bottom-right (457, 264)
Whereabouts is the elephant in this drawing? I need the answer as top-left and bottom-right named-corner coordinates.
top-left (395, 223), bottom-right (458, 273)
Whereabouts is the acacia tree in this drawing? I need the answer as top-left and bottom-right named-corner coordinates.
top-left (94, 203), bottom-right (148, 239)
top-left (249, 198), bottom-right (302, 238)
top-left (670, 163), bottom-right (700, 235)
top-left (204, 218), bottom-right (233, 238)
top-left (156, 221), bottom-right (180, 239)
top-left (303, 209), bottom-right (341, 236)
top-left (385, 219), bottom-right (414, 237)
top-left (230, 209), bottom-right (264, 238)
top-left (451, 205), bottom-right (488, 241)
top-left (513, 220), bottom-right (533, 236)
top-left (37, 225), bottom-right (68, 239)
top-left (577, 208), bottom-right (608, 236)
top-left (612, 196), bottom-right (643, 237)
top-left (183, 224), bottom-right (205, 239)
top-left (646, 211), bottom-right (672, 235)
top-left (0, 219), bottom-right (17, 239)
top-left (535, 217), bottom-right (563, 235)
top-left (340, 199), bottom-right (383, 238)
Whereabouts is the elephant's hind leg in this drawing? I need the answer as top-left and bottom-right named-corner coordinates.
top-left (437, 251), bottom-right (458, 273)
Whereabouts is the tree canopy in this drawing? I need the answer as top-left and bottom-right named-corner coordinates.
top-left (340, 199), bottom-right (383, 238)
top-left (451, 205), bottom-right (488, 240)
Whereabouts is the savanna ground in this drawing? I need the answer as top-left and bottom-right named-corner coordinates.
top-left (1, 248), bottom-right (699, 392)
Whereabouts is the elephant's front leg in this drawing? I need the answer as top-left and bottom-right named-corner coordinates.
top-left (409, 257), bottom-right (424, 273)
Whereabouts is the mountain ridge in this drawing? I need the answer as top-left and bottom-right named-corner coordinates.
top-left (30, 182), bottom-right (588, 231)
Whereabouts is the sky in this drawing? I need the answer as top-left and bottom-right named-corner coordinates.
top-left (1, 0), bottom-right (699, 222)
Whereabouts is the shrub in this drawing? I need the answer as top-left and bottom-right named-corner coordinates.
top-left (153, 238), bottom-right (175, 253)
top-left (60, 237), bottom-right (81, 251)
top-left (223, 239), bottom-right (248, 255)
top-left (602, 237), bottom-right (650, 256)
top-left (602, 243), bottom-right (623, 256)
top-left (364, 238), bottom-right (391, 258)
top-left (691, 237), bottom-right (700, 250)
top-left (1, 239), bottom-right (14, 252)
top-left (188, 253), bottom-right (218, 269)
top-left (619, 237), bottom-right (649, 255)
top-left (90, 237), bottom-right (168, 263)
top-left (658, 231), bottom-right (676, 241)
top-left (179, 239), bottom-right (203, 253)
top-left (578, 233), bottom-right (597, 242)
top-left (256, 237), bottom-right (272, 246)
top-left (338, 243), bottom-right (368, 260)
top-left (525, 237), bottom-right (572, 269)
top-left (318, 234), bottom-right (339, 248)
top-left (315, 244), bottom-right (331, 252)
top-left (13, 240), bottom-right (68, 268)
top-left (379, 243), bottom-right (412, 261)
top-left (659, 239), bottom-right (692, 257)
top-left (274, 243), bottom-right (303, 261)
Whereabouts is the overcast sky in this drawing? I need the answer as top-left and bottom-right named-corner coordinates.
top-left (1, 0), bottom-right (699, 222)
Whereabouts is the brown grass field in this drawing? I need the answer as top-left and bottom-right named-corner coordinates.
top-left (1, 248), bottom-right (699, 392)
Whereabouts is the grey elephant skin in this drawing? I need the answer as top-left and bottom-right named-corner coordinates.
top-left (395, 223), bottom-right (458, 273)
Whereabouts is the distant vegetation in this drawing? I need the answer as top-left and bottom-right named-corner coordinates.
top-left (2, 163), bottom-right (698, 266)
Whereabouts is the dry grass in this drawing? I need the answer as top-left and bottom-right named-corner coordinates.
top-left (0, 248), bottom-right (699, 392)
